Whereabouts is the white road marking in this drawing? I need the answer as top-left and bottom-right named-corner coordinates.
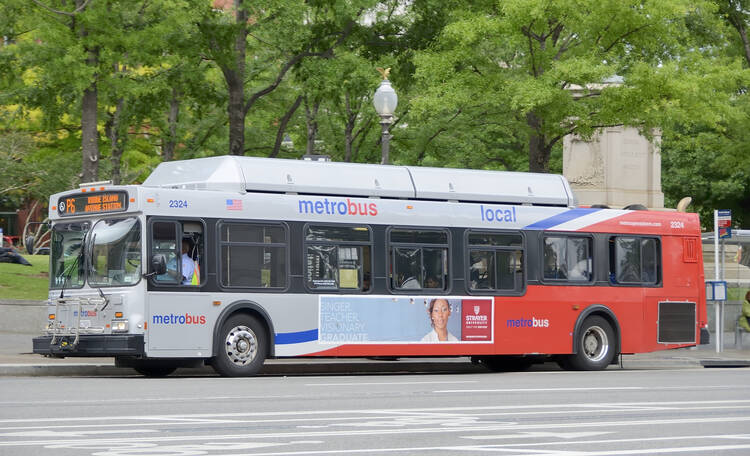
top-left (75, 442), bottom-right (750, 456)
top-left (2, 399), bottom-right (750, 425)
top-left (1, 429), bottom-right (157, 438)
top-left (435, 385), bottom-right (750, 393)
top-left (435, 387), bottom-right (644, 393)
top-left (3, 415), bottom-right (750, 447)
top-left (306, 380), bottom-right (479, 386)
top-left (463, 431), bottom-right (611, 440)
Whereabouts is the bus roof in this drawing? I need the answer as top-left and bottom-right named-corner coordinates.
top-left (142, 156), bottom-right (577, 207)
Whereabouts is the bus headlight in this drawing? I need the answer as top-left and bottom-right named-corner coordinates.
top-left (111, 320), bottom-right (129, 333)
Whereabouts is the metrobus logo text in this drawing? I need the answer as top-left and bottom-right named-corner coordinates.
top-left (152, 313), bottom-right (207, 325)
top-left (298, 198), bottom-right (378, 216)
top-left (506, 317), bottom-right (549, 328)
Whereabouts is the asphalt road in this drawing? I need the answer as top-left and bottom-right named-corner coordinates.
top-left (2, 367), bottom-right (750, 456)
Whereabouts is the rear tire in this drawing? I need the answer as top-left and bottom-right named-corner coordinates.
top-left (212, 314), bottom-right (267, 377)
top-left (558, 316), bottom-right (616, 371)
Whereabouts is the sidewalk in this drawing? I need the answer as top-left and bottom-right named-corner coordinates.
top-left (2, 332), bottom-right (750, 377)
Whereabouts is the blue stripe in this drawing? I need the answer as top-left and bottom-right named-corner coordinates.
top-left (523, 208), bottom-right (601, 230)
top-left (275, 329), bottom-right (318, 344)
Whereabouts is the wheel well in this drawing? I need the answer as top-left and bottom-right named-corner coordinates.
top-left (572, 305), bottom-right (620, 359)
top-left (213, 302), bottom-right (275, 358)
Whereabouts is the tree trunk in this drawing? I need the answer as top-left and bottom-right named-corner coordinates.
top-left (105, 98), bottom-right (126, 184)
top-left (80, 83), bottom-right (99, 183)
top-left (344, 93), bottom-right (355, 162)
top-left (526, 111), bottom-right (549, 173)
top-left (305, 99), bottom-right (320, 156)
top-left (227, 0), bottom-right (248, 156)
top-left (78, 0), bottom-right (99, 183)
top-left (270, 95), bottom-right (303, 158)
top-left (163, 87), bottom-right (180, 161)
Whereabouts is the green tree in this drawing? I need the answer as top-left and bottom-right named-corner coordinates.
top-left (199, 0), bottom-right (371, 157)
top-left (412, 0), bottom-right (747, 173)
top-left (660, 0), bottom-right (750, 227)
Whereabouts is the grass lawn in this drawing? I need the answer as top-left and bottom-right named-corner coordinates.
top-left (0, 254), bottom-right (50, 301)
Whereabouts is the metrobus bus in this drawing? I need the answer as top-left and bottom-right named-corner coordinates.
top-left (33, 156), bottom-right (709, 376)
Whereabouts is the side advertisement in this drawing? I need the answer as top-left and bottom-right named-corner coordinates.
top-left (319, 296), bottom-right (493, 344)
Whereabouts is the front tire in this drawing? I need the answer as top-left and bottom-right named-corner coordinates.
top-left (212, 314), bottom-right (267, 377)
top-left (558, 316), bottom-right (616, 371)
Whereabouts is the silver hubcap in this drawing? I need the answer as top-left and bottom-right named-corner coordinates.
top-left (582, 325), bottom-right (608, 362)
top-left (224, 325), bottom-right (258, 366)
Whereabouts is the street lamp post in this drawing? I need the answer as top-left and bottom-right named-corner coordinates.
top-left (373, 68), bottom-right (398, 165)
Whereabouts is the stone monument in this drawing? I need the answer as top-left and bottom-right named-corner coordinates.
top-left (562, 126), bottom-right (664, 209)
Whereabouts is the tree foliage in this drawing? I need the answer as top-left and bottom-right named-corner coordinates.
top-left (2, 0), bottom-right (750, 228)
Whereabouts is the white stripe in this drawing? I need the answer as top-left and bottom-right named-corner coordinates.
top-left (552, 210), bottom-right (626, 231)
top-left (435, 387), bottom-right (643, 393)
top-left (308, 380), bottom-right (478, 387)
top-left (3, 415), bottom-right (750, 447)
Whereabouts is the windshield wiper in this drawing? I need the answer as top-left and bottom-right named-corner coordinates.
top-left (58, 251), bottom-right (82, 299)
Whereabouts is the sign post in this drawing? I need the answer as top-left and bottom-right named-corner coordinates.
top-left (713, 210), bottom-right (732, 353)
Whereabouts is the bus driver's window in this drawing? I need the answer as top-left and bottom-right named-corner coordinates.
top-left (152, 221), bottom-right (203, 286)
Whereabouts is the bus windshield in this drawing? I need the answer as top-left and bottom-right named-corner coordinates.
top-left (88, 217), bottom-right (142, 287)
top-left (50, 222), bottom-right (89, 289)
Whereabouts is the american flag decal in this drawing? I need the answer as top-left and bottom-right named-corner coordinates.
top-left (226, 199), bottom-right (242, 211)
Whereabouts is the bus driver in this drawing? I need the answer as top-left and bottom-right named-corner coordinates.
top-left (160, 240), bottom-right (196, 285)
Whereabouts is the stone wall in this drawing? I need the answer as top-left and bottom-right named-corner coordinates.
top-left (563, 126), bottom-right (664, 209)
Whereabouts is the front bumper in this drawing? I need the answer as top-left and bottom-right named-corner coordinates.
top-left (33, 334), bottom-right (144, 357)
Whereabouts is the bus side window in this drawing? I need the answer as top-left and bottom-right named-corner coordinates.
top-left (467, 231), bottom-right (524, 293)
top-left (152, 221), bottom-right (180, 284)
top-left (304, 225), bottom-right (371, 292)
top-left (151, 220), bottom-right (204, 286)
top-left (609, 236), bottom-right (660, 285)
top-left (543, 235), bottom-right (592, 283)
top-left (388, 228), bottom-right (449, 292)
top-left (219, 222), bottom-right (287, 289)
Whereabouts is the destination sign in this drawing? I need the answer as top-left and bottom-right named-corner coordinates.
top-left (57, 191), bottom-right (128, 216)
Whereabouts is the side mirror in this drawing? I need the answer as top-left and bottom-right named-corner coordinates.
top-left (25, 236), bottom-right (35, 255)
top-left (150, 254), bottom-right (167, 276)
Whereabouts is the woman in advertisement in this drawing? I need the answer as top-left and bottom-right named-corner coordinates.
top-left (422, 298), bottom-right (458, 342)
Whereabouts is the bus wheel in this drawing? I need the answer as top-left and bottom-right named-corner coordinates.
top-left (477, 356), bottom-right (533, 372)
top-left (559, 316), bottom-right (615, 371)
top-left (212, 314), bottom-right (267, 377)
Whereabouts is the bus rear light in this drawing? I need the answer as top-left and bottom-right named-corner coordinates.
top-left (111, 320), bottom-right (129, 333)
top-left (115, 312), bottom-right (123, 318)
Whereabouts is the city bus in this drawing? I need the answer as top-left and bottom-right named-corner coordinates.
top-left (33, 156), bottom-right (708, 376)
